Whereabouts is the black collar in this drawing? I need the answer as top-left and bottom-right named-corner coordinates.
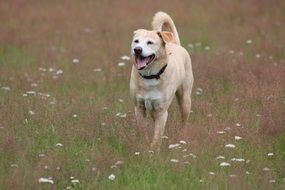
top-left (139, 64), bottom-right (168, 80)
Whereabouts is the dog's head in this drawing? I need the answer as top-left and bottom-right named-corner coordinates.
top-left (131, 29), bottom-right (173, 70)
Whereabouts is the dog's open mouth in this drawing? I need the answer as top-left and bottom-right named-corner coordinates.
top-left (135, 54), bottom-right (155, 70)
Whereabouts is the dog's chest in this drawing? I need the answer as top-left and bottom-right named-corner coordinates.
top-left (136, 80), bottom-right (163, 111)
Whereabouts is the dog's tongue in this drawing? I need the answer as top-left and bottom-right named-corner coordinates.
top-left (136, 56), bottom-right (149, 70)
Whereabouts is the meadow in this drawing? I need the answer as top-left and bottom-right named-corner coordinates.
top-left (0, 0), bottom-right (284, 189)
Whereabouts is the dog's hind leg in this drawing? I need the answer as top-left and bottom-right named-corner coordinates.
top-left (176, 83), bottom-right (192, 127)
top-left (150, 111), bottom-right (168, 151)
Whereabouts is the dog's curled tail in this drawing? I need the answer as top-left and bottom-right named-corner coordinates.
top-left (152, 11), bottom-right (180, 45)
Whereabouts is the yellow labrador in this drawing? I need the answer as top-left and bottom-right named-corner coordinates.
top-left (130, 12), bottom-right (194, 150)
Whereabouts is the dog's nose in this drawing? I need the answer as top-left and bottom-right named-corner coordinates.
top-left (134, 47), bottom-right (142, 55)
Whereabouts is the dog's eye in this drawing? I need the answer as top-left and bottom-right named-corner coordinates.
top-left (147, 41), bottom-right (154, 45)
top-left (134, 40), bottom-right (139, 43)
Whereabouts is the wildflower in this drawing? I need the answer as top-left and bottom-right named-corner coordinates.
top-left (225, 144), bottom-right (236, 148)
top-left (71, 179), bottom-right (80, 184)
top-left (56, 143), bottom-right (63, 147)
top-left (116, 112), bottom-right (127, 118)
top-left (118, 62), bottom-right (125, 67)
top-left (135, 152), bottom-right (140, 155)
top-left (72, 58), bottom-right (79, 64)
top-left (246, 39), bottom-right (252, 44)
top-left (269, 179), bottom-right (276, 183)
top-left (108, 174), bottom-right (116, 180)
top-left (28, 110), bottom-right (35, 115)
top-left (231, 158), bottom-right (245, 162)
top-left (121, 56), bottom-right (130, 60)
top-left (209, 172), bottom-right (215, 175)
top-left (168, 143), bottom-right (180, 149)
top-left (216, 131), bottom-right (226, 134)
top-left (234, 136), bottom-right (242, 140)
top-left (220, 162), bottom-right (231, 167)
top-left (56, 69), bottom-right (63, 75)
top-left (38, 177), bottom-right (54, 184)
top-left (170, 159), bottom-right (179, 163)
top-left (216, 155), bottom-right (225, 160)
top-left (267, 152), bottom-right (274, 157)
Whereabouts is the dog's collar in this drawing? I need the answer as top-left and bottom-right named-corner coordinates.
top-left (139, 64), bottom-right (168, 80)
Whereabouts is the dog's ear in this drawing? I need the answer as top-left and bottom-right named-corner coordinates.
top-left (157, 31), bottom-right (173, 45)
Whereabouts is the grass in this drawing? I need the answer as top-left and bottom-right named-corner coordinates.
top-left (0, 0), bottom-right (285, 189)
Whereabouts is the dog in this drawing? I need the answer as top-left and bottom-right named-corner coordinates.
top-left (130, 12), bottom-right (194, 151)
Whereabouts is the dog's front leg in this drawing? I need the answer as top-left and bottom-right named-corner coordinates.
top-left (150, 111), bottom-right (168, 151)
top-left (134, 105), bottom-right (150, 143)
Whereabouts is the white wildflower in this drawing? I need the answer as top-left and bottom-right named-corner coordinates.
top-left (116, 112), bottom-right (126, 118)
top-left (108, 174), bottom-right (116, 180)
top-left (267, 152), bottom-right (274, 157)
top-left (28, 110), bottom-right (35, 115)
top-left (225, 144), bottom-right (236, 148)
top-left (263, 167), bottom-right (270, 171)
top-left (231, 158), bottom-right (245, 162)
top-left (38, 177), bottom-right (54, 184)
top-left (168, 143), bottom-right (180, 149)
top-left (234, 136), bottom-right (242, 140)
top-left (71, 179), bottom-right (80, 184)
top-left (121, 56), bottom-right (130, 60)
top-left (230, 174), bottom-right (237, 178)
top-left (11, 164), bottom-right (18, 168)
top-left (118, 62), bottom-right (125, 67)
top-left (72, 58), bottom-right (79, 64)
top-left (216, 131), bottom-right (226, 134)
top-left (220, 162), bottom-right (231, 167)
top-left (72, 114), bottom-right (78, 118)
top-left (269, 179), bottom-right (276, 183)
top-left (209, 172), bottom-right (215, 175)
top-left (216, 155), bottom-right (225, 160)
top-left (246, 39), bottom-right (252, 44)
top-left (26, 91), bottom-right (36, 95)
top-left (115, 160), bottom-right (124, 166)
top-left (183, 153), bottom-right (196, 158)
top-left (255, 54), bottom-right (261, 58)
top-left (235, 123), bottom-right (241, 127)
top-left (56, 69), bottom-right (63, 75)
top-left (39, 67), bottom-right (47, 72)
top-left (56, 143), bottom-right (63, 147)
top-left (49, 68), bottom-right (55, 72)
top-left (170, 159), bottom-right (179, 163)
top-left (179, 140), bottom-right (187, 144)
top-left (135, 152), bottom-right (140, 156)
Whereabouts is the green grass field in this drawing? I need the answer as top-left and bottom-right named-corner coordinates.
top-left (0, 0), bottom-right (285, 189)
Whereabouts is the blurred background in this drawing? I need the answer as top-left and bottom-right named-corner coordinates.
top-left (0, 0), bottom-right (284, 189)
